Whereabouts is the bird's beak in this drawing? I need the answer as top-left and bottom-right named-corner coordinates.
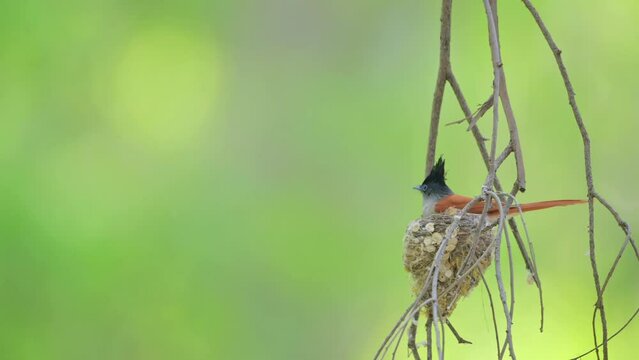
top-left (413, 185), bottom-right (426, 191)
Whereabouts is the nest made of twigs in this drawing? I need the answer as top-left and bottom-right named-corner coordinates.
top-left (403, 211), bottom-right (496, 318)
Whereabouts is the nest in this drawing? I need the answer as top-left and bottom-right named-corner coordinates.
top-left (403, 211), bottom-right (496, 318)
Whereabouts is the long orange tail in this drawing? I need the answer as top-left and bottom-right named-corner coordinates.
top-left (490, 199), bottom-right (586, 217)
top-left (435, 195), bottom-right (587, 216)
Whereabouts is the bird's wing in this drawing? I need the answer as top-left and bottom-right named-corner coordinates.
top-left (434, 194), bottom-right (498, 214)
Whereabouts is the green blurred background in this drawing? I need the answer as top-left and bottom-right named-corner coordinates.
top-left (0, 0), bottom-right (637, 359)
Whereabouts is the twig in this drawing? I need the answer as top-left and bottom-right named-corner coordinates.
top-left (482, 274), bottom-right (501, 357)
top-left (478, 0), bottom-right (527, 192)
top-left (447, 70), bottom-right (540, 287)
top-left (444, 95), bottom-right (492, 127)
top-left (391, 314), bottom-right (409, 359)
top-left (499, 192), bottom-right (545, 332)
top-left (441, 320), bottom-right (446, 359)
top-left (425, 0), bottom-right (453, 176)
top-left (504, 199), bottom-right (516, 350)
top-left (426, 318), bottom-right (433, 360)
top-left (587, 129), bottom-right (607, 359)
top-left (498, 76), bottom-right (526, 192)
top-left (600, 232), bottom-right (631, 294)
top-left (448, 72), bottom-right (543, 321)
top-left (592, 308), bottom-right (601, 360)
top-left (481, 2), bottom-right (519, 355)
top-left (445, 320), bottom-right (472, 344)
top-left (375, 304), bottom-right (413, 359)
top-left (383, 244), bottom-right (501, 360)
top-left (593, 193), bottom-right (639, 261)
top-left (381, 296), bottom-right (432, 360)
top-left (446, 72), bottom-right (493, 162)
top-left (457, 197), bottom-right (492, 277)
top-left (465, 96), bottom-right (494, 129)
top-left (570, 306), bottom-right (639, 360)
top-left (379, 0), bottom-right (637, 358)
top-left (517, 1), bottom-right (639, 357)
top-left (451, 62), bottom-right (548, 357)
top-left (494, 144), bottom-right (513, 171)
top-left (497, 193), bottom-right (517, 359)
top-left (431, 197), bottom-right (483, 359)
top-left (408, 312), bottom-right (421, 360)
top-left (384, 298), bottom-right (432, 360)
top-left (485, 190), bottom-right (516, 359)
top-left (483, 0), bottom-right (501, 176)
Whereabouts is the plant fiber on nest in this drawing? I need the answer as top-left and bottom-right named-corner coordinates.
top-left (403, 212), bottom-right (496, 318)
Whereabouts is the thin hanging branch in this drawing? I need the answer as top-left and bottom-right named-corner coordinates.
top-left (426, 318), bottom-right (433, 360)
top-left (376, 0), bottom-right (636, 359)
top-left (448, 67), bottom-right (543, 308)
top-left (408, 313), bottom-right (421, 360)
top-left (445, 320), bottom-right (472, 344)
top-left (396, 0), bottom-right (530, 357)
top-left (485, 190), bottom-right (516, 360)
top-left (570, 306), bottom-right (639, 360)
top-left (520, 1), bottom-right (639, 358)
top-left (425, 0), bottom-right (453, 176)
top-left (482, 274), bottom-right (501, 357)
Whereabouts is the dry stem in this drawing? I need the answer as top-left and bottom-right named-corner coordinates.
top-left (521, 1), bottom-right (638, 358)
top-left (376, 1), bottom-right (636, 359)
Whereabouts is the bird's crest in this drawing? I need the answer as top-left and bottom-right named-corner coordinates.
top-left (423, 156), bottom-right (446, 185)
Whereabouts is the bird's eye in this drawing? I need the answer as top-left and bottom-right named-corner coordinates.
top-left (413, 185), bottom-right (428, 192)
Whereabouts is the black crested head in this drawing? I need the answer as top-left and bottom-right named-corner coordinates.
top-left (424, 156), bottom-right (446, 186)
top-left (414, 156), bottom-right (453, 195)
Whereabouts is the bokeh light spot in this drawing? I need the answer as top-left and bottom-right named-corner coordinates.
top-left (109, 25), bottom-right (218, 151)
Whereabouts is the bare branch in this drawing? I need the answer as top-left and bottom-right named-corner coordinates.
top-left (445, 320), bottom-right (472, 344)
top-left (480, 0), bottom-right (527, 192)
top-left (592, 308), bottom-right (601, 360)
top-left (448, 73), bottom-right (543, 319)
top-left (446, 72), bottom-right (492, 170)
top-left (378, 1), bottom-right (636, 359)
top-left (441, 320), bottom-right (446, 358)
top-left (500, 192), bottom-right (545, 332)
top-left (494, 144), bottom-right (513, 171)
top-left (444, 95), bottom-right (492, 128)
top-left (408, 312), bottom-right (422, 360)
top-left (515, 1), bottom-right (639, 357)
top-left (483, 0), bottom-right (501, 175)
top-left (426, 318), bottom-right (433, 360)
top-left (375, 304), bottom-right (413, 359)
top-left (485, 190), bottom-right (516, 359)
top-left (425, 0), bottom-right (453, 176)
top-left (600, 232), bottom-right (632, 294)
top-left (431, 196), bottom-right (483, 359)
top-left (482, 274), bottom-right (501, 357)
top-left (570, 306), bottom-right (639, 360)
top-left (593, 193), bottom-right (639, 261)
top-left (498, 78), bottom-right (526, 192)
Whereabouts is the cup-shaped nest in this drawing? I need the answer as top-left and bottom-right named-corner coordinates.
top-left (403, 212), bottom-right (496, 318)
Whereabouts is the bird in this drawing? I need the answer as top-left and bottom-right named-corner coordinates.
top-left (414, 156), bottom-right (585, 218)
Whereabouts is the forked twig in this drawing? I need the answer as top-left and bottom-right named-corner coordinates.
top-left (520, 1), bottom-right (638, 358)
top-left (376, 0), bottom-right (636, 358)
top-left (570, 306), bottom-right (639, 360)
top-left (445, 96), bottom-right (492, 128)
top-left (445, 320), bottom-right (472, 344)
